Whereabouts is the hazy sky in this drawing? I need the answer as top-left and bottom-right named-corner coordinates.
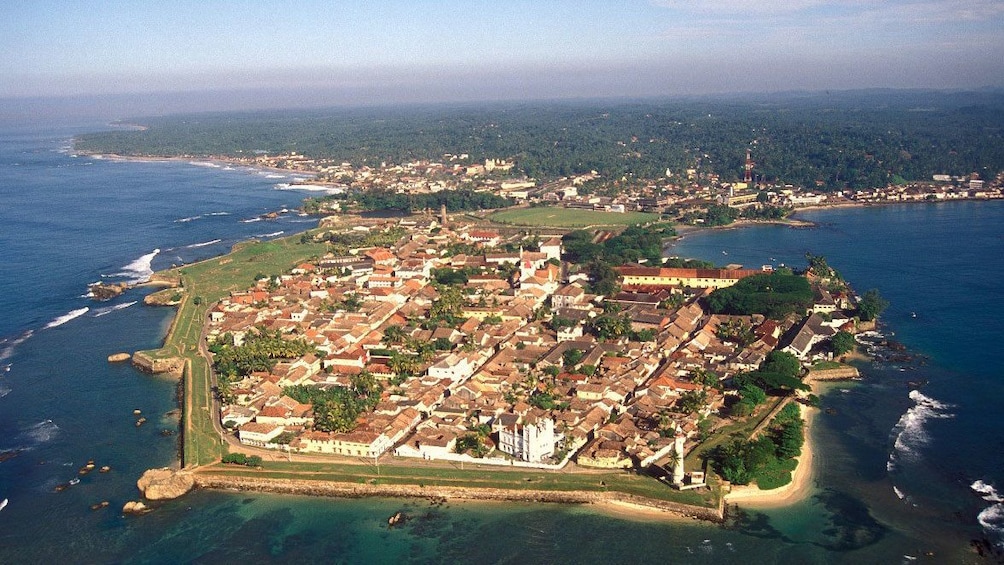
top-left (2, 0), bottom-right (1002, 113)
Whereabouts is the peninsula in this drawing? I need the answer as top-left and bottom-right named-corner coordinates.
top-left (131, 210), bottom-right (880, 521)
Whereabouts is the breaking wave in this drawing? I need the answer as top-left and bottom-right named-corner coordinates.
top-left (974, 481), bottom-right (1004, 503)
top-left (972, 481), bottom-right (1004, 548)
top-left (174, 215), bottom-right (201, 223)
top-left (887, 390), bottom-right (954, 472)
top-left (16, 419), bottom-right (59, 446)
top-left (0, 384), bottom-right (10, 398)
top-left (44, 307), bottom-right (89, 329)
top-left (274, 182), bottom-right (344, 194)
top-left (254, 231), bottom-right (284, 239)
top-left (92, 301), bottom-right (136, 317)
top-left (109, 249), bottom-right (160, 283)
top-left (0, 330), bottom-right (33, 362)
top-left (240, 217), bottom-right (262, 223)
top-left (183, 239), bottom-right (222, 249)
top-left (188, 161), bottom-right (221, 168)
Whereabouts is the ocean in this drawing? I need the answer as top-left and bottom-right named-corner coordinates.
top-left (0, 122), bottom-right (1001, 564)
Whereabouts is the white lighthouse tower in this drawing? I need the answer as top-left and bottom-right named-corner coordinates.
top-left (672, 431), bottom-right (686, 486)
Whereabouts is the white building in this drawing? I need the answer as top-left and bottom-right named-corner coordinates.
top-left (427, 353), bottom-right (476, 382)
top-left (539, 237), bottom-right (562, 262)
top-left (498, 415), bottom-right (557, 463)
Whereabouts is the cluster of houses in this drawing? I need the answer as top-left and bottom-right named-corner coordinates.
top-left (206, 219), bottom-right (857, 472)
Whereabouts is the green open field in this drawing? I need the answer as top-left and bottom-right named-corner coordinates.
top-left (139, 233), bottom-right (328, 467)
top-left (489, 206), bottom-right (659, 228)
top-left (197, 459), bottom-right (717, 507)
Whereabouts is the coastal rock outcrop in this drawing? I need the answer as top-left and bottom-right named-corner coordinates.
top-left (122, 500), bottom-right (150, 514)
top-left (143, 288), bottom-right (183, 306)
top-left (137, 468), bottom-right (194, 500)
top-left (147, 272), bottom-right (182, 287)
top-left (131, 352), bottom-right (185, 377)
top-left (89, 282), bottom-right (129, 301)
top-left (107, 353), bottom-right (131, 363)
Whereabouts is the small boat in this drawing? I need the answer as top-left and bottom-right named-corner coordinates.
top-left (69, 478), bottom-right (80, 485)
top-left (0, 498), bottom-right (7, 511)
top-left (911, 312), bottom-right (917, 318)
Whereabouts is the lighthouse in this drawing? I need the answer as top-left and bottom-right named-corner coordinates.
top-left (672, 432), bottom-right (686, 486)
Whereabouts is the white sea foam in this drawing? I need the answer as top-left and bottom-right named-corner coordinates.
top-left (274, 183), bottom-right (344, 194)
top-left (183, 239), bottom-right (222, 249)
top-left (264, 173), bottom-right (285, 179)
top-left (92, 301), bottom-right (137, 317)
top-left (44, 307), bottom-right (89, 329)
top-left (887, 390), bottom-right (954, 472)
top-left (174, 215), bottom-right (202, 223)
top-left (893, 486), bottom-right (906, 499)
top-left (111, 249), bottom-right (160, 283)
top-left (189, 161), bottom-right (221, 168)
top-left (973, 480), bottom-right (1004, 503)
top-left (255, 231), bottom-right (284, 238)
top-left (0, 330), bottom-right (33, 362)
top-left (241, 217), bottom-right (263, 224)
top-left (977, 502), bottom-right (1004, 548)
top-left (0, 384), bottom-right (10, 398)
top-left (205, 211), bottom-right (230, 216)
top-left (20, 419), bottom-right (59, 444)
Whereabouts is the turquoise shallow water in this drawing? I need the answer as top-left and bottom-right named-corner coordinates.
top-left (1, 123), bottom-right (1001, 563)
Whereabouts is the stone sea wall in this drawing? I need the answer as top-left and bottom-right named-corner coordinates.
top-left (192, 474), bottom-right (724, 522)
top-left (807, 366), bottom-right (861, 381)
top-left (132, 351), bottom-right (185, 377)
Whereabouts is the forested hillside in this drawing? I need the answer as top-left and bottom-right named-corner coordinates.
top-left (75, 90), bottom-right (1004, 190)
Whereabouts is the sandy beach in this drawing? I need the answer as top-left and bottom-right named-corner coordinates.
top-left (723, 395), bottom-right (819, 508)
top-left (591, 499), bottom-right (696, 523)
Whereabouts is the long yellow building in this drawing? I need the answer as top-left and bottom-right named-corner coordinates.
top-left (616, 266), bottom-right (761, 289)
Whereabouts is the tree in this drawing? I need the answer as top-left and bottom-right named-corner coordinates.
top-left (430, 286), bottom-right (464, 323)
top-left (715, 318), bottom-right (755, 346)
top-left (588, 260), bottom-right (620, 296)
top-left (589, 312), bottom-right (632, 340)
top-left (763, 351), bottom-right (801, 380)
top-left (831, 330), bottom-right (855, 356)
top-left (562, 348), bottom-right (584, 368)
top-left (341, 293), bottom-right (362, 312)
top-left (382, 325), bottom-right (405, 345)
top-left (706, 272), bottom-right (813, 319)
top-left (677, 390), bottom-right (708, 415)
top-left (857, 289), bottom-right (889, 321)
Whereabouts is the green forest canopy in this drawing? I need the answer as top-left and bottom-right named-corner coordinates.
top-left (706, 272), bottom-right (813, 319)
top-left (74, 90), bottom-right (1004, 190)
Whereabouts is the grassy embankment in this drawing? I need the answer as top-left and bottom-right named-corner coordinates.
top-left (198, 459), bottom-right (714, 506)
top-left (489, 207), bottom-right (659, 228)
top-left (138, 235), bottom-right (328, 467)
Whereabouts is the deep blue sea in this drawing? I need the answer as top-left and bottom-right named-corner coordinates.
top-left (0, 123), bottom-right (1002, 564)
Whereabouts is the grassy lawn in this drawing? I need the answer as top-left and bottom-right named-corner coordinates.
top-left (489, 206), bottom-right (659, 228)
top-left (138, 233), bottom-right (328, 467)
top-left (687, 397), bottom-right (788, 469)
top-left (197, 459), bottom-right (715, 507)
